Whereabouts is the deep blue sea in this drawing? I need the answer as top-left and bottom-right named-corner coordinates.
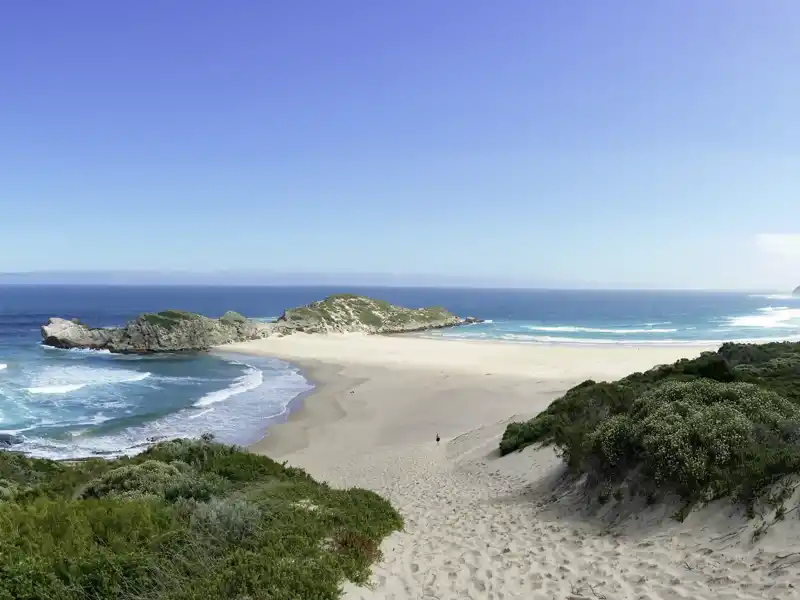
top-left (1, 285), bottom-right (799, 459)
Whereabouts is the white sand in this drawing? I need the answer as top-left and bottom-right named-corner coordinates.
top-left (225, 334), bottom-right (800, 600)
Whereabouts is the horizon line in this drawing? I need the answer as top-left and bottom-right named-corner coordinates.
top-left (0, 282), bottom-right (785, 294)
top-left (0, 270), bottom-right (790, 293)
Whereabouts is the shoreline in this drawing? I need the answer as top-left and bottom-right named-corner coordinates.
top-left (224, 333), bottom-right (800, 599)
top-left (235, 334), bottom-right (716, 457)
top-left (248, 358), bottom-right (346, 457)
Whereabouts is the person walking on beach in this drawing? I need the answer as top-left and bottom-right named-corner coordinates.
top-left (436, 433), bottom-right (440, 444)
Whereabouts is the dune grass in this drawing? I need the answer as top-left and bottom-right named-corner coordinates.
top-left (0, 437), bottom-right (402, 600)
top-left (500, 342), bottom-right (800, 509)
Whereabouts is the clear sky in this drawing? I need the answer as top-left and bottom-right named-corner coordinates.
top-left (2, 2), bottom-right (799, 289)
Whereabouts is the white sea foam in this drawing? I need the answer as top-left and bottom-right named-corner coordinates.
top-left (28, 383), bottom-right (88, 395)
top-left (250, 316), bottom-right (279, 323)
top-left (523, 325), bottom-right (678, 334)
top-left (14, 360), bottom-right (313, 461)
top-left (499, 333), bottom-right (800, 346)
top-left (25, 366), bottom-right (150, 395)
top-left (41, 346), bottom-right (112, 354)
top-left (193, 365), bottom-right (263, 407)
top-left (727, 307), bottom-right (800, 328)
top-left (87, 412), bottom-right (112, 425)
top-left (749, 294), bottom-right (797, 300)
top-left (65, 412), bottom-right (113, 426)
top-left (188, 407), bottom-right (215, 419)
top-left (0, 364), bottom-right (6, 371)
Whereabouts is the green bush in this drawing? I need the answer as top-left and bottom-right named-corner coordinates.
top-left (500, 341), bottom-right (800, 506)
top-left (0, 438), bottom-right (402, 600)
top-left (187, 497), bottom-right (262, 543)
top-left (220, 311), bottom-right (247, 325)
top-left (499, 415), bottom-right (556, 455)
top-left (622, 380), bottom-right (800, 501)
top-left (81, 460), bottom-right (226, 502)
top-left (140, 310), bottom-right (201, 330)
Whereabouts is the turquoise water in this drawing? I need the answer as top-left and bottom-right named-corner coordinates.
top-left (1, 285), bottom-right (798, 459)
top-left (421, 291), bottom-right (800, 345)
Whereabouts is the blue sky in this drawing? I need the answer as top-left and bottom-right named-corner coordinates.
top-left (1, 2), bottom-right (799, 289)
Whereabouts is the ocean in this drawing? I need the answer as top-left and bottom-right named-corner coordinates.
top-left (1, 285), bottom-right (799, 459)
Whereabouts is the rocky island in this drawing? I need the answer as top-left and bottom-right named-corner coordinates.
top-left (793, 285), bottom-right (800, 297)
top-left (273, 293), bottom-right (466, 334)
top-left (41, 310), bottom-right (268, 353)
top-left (41, 294), bottom-right (479, 353)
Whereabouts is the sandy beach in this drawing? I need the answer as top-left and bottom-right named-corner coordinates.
top-left (225, 334), bottom-right (800, 600)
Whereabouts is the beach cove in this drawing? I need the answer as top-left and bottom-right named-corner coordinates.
top-left (222, 334), bottom-right (800, 600)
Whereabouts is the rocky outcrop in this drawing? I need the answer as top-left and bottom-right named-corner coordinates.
top-left (0, 433), bottom-right (23, 447)
top-left (463, 316), bottom-right (484, 324)
top-left (41, 310), bottom-right (269, 353)
top-left (41, 295), bottom-right (480, 353)
top-left (793, 285), bottom-right (800, 297)
top-left (275, 294), bottom-right (463, 334)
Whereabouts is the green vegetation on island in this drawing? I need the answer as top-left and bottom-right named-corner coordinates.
top-left (140, 309), bottom-right (203, 330)
top-left (0, 437), bottom-right (402, 600)
top-left (42, 295), bottom-right (471, 353)
top-left (278, 294), bottom-right (460, 333)
top-left (500, 342), bottom-right (800, 511)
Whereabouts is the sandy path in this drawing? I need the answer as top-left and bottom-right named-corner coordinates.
top-left (226, 335), bottom-right (800, 600)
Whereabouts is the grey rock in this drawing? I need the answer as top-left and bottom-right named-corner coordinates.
top-left (41, 310), bottom-right (270, 354)
top-left (42, 318), bottom-right (117, 350)
top-left (41, 295), bottom-right (484, 353)
top-left (793, 285), bottom-right (800, 297)
top-left (0, 433), bottom-right (23, 447)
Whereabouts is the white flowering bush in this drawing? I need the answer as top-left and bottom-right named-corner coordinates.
top-left (591, 380), bottom-right (800, 501)
top-left (502, 342), bottom-right (800, 506)
top-left (81, 459), bottom-right (226, 501)
top-left (186, 496), bottom-right (263, 543)
top-left (588, 414), bottom-right (635, 468)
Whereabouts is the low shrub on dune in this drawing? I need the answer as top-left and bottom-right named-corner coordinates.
top-left (0, 437), bottom-right (402, 600)
top-left (500, 342), bottom-right (800, 508)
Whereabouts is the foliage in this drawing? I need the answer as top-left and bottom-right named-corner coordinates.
top-left (500, 341), bottom-right (800, 505)
top-left (219, 311), bottom-right (247, 325)
top-left (80, 460), bottom-right (226, 502)
top-left (280, 294), bottom-right (457, 332)
top-left (0, 438), bottom-right (402, 600)
top-left (140, 310), bottom-right (202, 330)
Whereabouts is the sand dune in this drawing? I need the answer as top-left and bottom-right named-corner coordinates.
top-left (228, 335), bottom-right (800, 599)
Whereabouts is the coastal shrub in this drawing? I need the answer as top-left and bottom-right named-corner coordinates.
top-left (629, 380), bottom-right (800, 501)
top-left (587, 414), bottom-right (636, 470)
top-left (500, 341), bottom-right (800, 505)
top-left (220, 310), bottom-right (247, 325)
top-left (0, 439), bottom-right (402, 600)
top-left (499, 415), bottom-right (556, 455)
top-left (140, 437), bottom-right (312, 483)
top-left (186, 497), bottom-right (263, 543)
top-left (0, 452), bottom-right (111, 501)
top-left (81, 460), bottom-right (226, 502)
